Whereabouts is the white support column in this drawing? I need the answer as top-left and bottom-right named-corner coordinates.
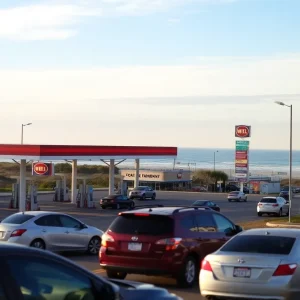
top-left (19, 159), bottom-right (26, 212)
top-left (71, 160), bottom-right (77, 204)
top-left (134, 159), bottom-right (140, 188)
top-left (109, 159), bottom-right (115, 195)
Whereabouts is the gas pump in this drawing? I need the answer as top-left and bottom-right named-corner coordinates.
top-left (9, 183), bottom-right (19, 209)
top-left (77, 184), bottom-right (85, 208)
top-left (86, 185), bottom-right (95, 208)
top-left (118, 176), bottom-right (128, 196)
top-left (26, 184), bottom-right (39, 211)
top-left (53, 178), bottom-right (70, 202)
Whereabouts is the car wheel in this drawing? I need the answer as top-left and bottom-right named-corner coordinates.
top-left (101, 206), bottom-right (106, 209)
top-left (87, 236), bottom-right (101, 255)
top-left (257, 212), bottom-right (262, 217)
top-left (244, 197), bottom-right (247, 202)
top-left (278, 209), bottom-right (283, 217)
top-left (152, 194), bottom-right (156, 200)
top-left (228, 199), bottom-right (231, 202)
top-left (130, 201), bottom-right (135, 209)
top-left (30, 239), bottom-right (46, 250)
top-left (142, 194), bottom-right (146, 201)
top-left (116, 203), bottom-right (120, 209)
top-left (106, 270), bottom-right (127, 280)
top-left (176, 256), bottom-right (197, 288)
top-left (238, 197), bottom-right (241, 202)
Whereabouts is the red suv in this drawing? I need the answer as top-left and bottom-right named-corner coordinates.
top-left (99, 206), bottom-right (243, 287)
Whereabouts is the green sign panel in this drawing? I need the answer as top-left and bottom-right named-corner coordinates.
top-left (236, 146), bottom-right (249, 151)
top-left (236, 140), bottom-right (250, 146)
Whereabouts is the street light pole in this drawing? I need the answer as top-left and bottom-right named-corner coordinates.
top-left (275, 101), bottom-right (292, 223)
top-left (21, 123), bottom-right (32, 144)
top-left (214, 150), bottom-right (219, 171)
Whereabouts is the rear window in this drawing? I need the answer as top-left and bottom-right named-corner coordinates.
top-left (134, 187), bottom-right (146, 191)
top-left (260, 198), bottom-right (276, 203)
top-left (109, 215), bottom-right (174, 236)
top-left (220, 235), bottom-right (296, 255)
top-left (230, 192), bottom-right (239, 194)
top-left (1, 214), bottom-right (35, 224)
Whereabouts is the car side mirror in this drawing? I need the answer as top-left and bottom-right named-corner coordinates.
top-left (80, 223), bottom-right (88, 229)
top-left (224, 228), bottom-right (235, 236)
top-left (235, 224), bottom-right (243, 233)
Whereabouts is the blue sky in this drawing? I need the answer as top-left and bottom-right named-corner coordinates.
top-left (1, 0), bottom-right (300, 150)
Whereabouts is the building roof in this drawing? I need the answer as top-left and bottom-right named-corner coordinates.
top-left (0, 144), bottom-right (177, 161)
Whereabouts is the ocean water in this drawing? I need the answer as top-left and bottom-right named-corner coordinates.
top-left (132, 148), bottom-right (299, 173)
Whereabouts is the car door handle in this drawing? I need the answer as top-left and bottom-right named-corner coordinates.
top-left (42, 229), bottom-right (47, 233)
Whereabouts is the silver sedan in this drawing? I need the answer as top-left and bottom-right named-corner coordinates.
top-left (0, 211), bottom-right (103, 255)
top-left (200, 228), bottom-right (300, 300)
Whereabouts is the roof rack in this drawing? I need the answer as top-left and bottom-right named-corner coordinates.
top-left (127, 204), bottom-right (164, 211)
top-left (172, 206), bottom-right (212, 214)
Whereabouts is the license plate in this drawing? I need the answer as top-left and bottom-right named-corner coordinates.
top-left (128, 243), bottom-right (142, 251)
top-left (233, 267), bottom-right (251, 278)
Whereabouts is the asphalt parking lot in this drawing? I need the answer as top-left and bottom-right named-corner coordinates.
top-left (1, 190), bottom-right (299, 300)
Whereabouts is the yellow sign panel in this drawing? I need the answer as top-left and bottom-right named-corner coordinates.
top-left (235, 159), bottom-right (248, 164)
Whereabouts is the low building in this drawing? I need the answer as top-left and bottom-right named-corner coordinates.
top-left (120, 169), bottom-right (192, 191)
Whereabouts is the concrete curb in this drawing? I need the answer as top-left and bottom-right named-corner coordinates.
top-left (266, 222), bottom-right (300, 228)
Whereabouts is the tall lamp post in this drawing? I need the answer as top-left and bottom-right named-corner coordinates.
top-left (275, 101), bottom-right (292, 223)
top-left (213, 150), bottom-right (219, 171)
top-left (21, 123), bottom-right (32, 144)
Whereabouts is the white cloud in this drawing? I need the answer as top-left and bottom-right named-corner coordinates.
top-left (0, 0), bottom-right (238, 41)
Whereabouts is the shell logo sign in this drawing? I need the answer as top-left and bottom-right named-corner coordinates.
top-left (32, 162), bottom-right (54, 176)
top-left (235, 125), bottom-right (251, 138)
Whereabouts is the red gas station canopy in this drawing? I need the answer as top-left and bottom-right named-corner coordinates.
top-left (0, 144), bottom-right (177, 161)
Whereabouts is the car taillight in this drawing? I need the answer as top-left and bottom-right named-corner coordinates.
top-left (155, 238), bottom-right (182, 251)
top-left (272, 204), bottom-right (279, 207)
top-left (101, 233), bottom-right (114, 247)
top-left (201, 259), bottom-right (212, 272)
top-left (258, 203), bottom-right (263, 206)
top-left (10, 229), bottom-right (27, 237)
top-left (273, 264), bottom-right (297, 276)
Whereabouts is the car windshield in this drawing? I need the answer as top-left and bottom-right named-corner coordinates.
top-left (1, 214), bottom-right (35, 224)
top-left (260, 198), bottom-right (276, 203)
top-left (220, 235), bottom-right (296, 255)
top-left (281, 186), bottom-right (289, 191)
top-left (134, 187), bottom-right (147, 191)
top-left (109, 215), bottom-right (174, 236)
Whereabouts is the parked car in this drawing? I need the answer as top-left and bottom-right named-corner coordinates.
top-left (0, 243), bottom-right (182, 300)
top-left (0, 211), bottom-right (103, 255)
top-left (129, 186), bottom-right (156, 200)
top-left (227, 191), bottom-right (247, 202)
top-left (99, 206), bottom-right (243, 287)
top-left (200, 228), bottom-right (300, 300)
top-left (226, 184), bottom-right (249, 194)
top-left (257, 196), bottom-right (289, 217)
top-left (280, 186), bottom-right (294, 200)
top-left (100, 194), bottom-right (135, 209)
top-left (192, 200), bottom-right (220, 212)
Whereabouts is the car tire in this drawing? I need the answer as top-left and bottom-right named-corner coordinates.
top-left (228, 199), bottom-right (231, 202)
top-left (101, 206), bottom-right (106, 209)
top-left (130, 201), bottom-right (135, 209)
top-left (278, 209), bottom-right (283, 217)
top-left (142, 194), bottom-right (146, 201)
top-left (244, 197), bottom-right (247, 202)
top-left (106, 270), bottom-right (127, 280)
top-left (257, 212), bottom-right (262, 217)
top-left (238, 197), bottom-right (241, 202)
top-left (176, 256), bottom-right (197, 288)
top-left (152, 194), bottom-right (156, 200)
top-left (30, 239), bottom-right (46, 250)
top-left (87, 236), bottom-right (101, 255)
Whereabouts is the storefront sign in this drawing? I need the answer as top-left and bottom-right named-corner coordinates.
top-left (32, 162), bottom-right (54, 176)
top-left (235, 125), bottom-right (251, 138)
top-left (234, 137), bottom-right (250, 180)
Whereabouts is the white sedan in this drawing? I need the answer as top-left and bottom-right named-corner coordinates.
top-left (257, 196), bottom-right (289, 217)
top-left (227, 191), bottom-right (247, 202)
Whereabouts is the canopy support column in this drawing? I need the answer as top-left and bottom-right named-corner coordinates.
top-left (109, 159), bottom-right (115, 195)
top-left (134, 159), bottom-right (140, 188)
top-left (71, 159), bottom-right (77, 204)
top-left (19, 159), bottom-right (26, 212)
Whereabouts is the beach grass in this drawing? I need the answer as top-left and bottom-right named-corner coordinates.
top-left (239, 215), bottom-right (300, 229)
